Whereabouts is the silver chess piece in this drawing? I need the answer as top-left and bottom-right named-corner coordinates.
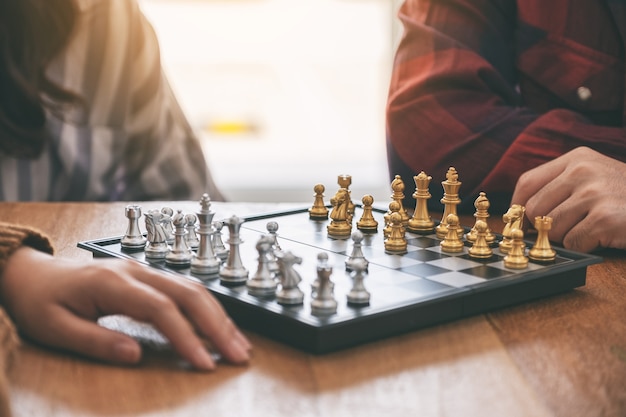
top-left (121, 205), bottom-right (147, 251)
top-left (219, 215), bottom-right (249, 285)
top-left (212, 220), bottom-right (229, 262)
top-left (165, 210), bottom-right (193, 267)
top-left (185, 213), bottom-right (200, 250)
top-left (144, 209), bottom-right (170, 260)
top-left (161, 206), bottom-right (175, 244)
top-left (345, 230), bottom-right (368, 271)
top-left (275, 250), bottom-right (304, 305)
top-left (311, 252), bottom-right (337, 315)
top-left (191, 193), bottom-right (221, 276)
top-left (346, 257), bottom-right (370, 305)
top-left (246, 235), bottom-right (279, 296)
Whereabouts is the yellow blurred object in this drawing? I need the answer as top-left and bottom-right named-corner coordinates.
top-left (205, 120), bottom-right (257, 135)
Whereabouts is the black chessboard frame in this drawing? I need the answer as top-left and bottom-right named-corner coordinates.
top-left (78, 206), bottom-right (602, 354)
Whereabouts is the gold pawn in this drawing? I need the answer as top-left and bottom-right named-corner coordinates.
top-left (529, 216), bottom-right (556, 262)
top-left (504, 228), bottom-right (528, 269)
top-left (356, 195), bottom-right (379, 233)
top-left (468, 220), bottom-right (493, 259)
top-left (440, 214), bottom-right (464, 253)
top-left (384, 211), bottom-right (407, 254)
top-left (308, 184), bottom-right (329, 220)
top-left (407, 171), bottom-right (435, 234)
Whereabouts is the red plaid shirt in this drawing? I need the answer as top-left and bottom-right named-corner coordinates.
top-left (387, 0), bottom-right (626, 213)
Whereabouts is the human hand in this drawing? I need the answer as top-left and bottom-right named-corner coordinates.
top-left (511, 146), bottom-right (626, 252)
top-left (0, 247), bottom-right (251, 370)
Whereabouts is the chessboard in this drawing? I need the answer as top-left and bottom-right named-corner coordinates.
top-left (78, 204), bottom-right (602, 354)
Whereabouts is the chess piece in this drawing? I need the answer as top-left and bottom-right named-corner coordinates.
top-left (212, 220), bottom-right (229, 262)
top-left (327, 186), bottom-right (352, 239)
top-left (346, 257), bottom-right (370, 305)
top-left (247, 235), bottom-right (279, 296)
top-left (184, 213), bottom-right (200, 250)
top-left (440, 213), bottom-right (464, 253)
top-left (308, 183), bottom-right (329, 220)
top-left (165, 210), bottom-right (193, 267)
top-left (529, 216), bottom-right (557, 262)
top-left (356, 194), bottom-right (378, 233)
top-left (121, 205), bottom-right (147, 250)
top-left (389, 174), bottom-right (410, 225)
top-left (161, 206), bottom-right (175, 244)
top-left (144, 209), bottom-right (170, 259)
top-left (275, 250), bottom-right (305, 305)
top-left (311, 252), bottom-right (329, 295)
top-left (191, 193), bottom-right (221, 276)
top-left (384, 211), bottom-right (407, 254)
top-left (337, 174), bottom-right (355, 222)
top-left (407, 171), bottom-right (435, 234)
top-left (466, 192), bottom-right (495, 243)
top-left (468, 220), bottom-right (493, 259)
top-left (436, 167), bottom-right (463, 239)
top-left (499, 204), bottom-right (526, 254)
top-left (310, 254), bottom-right (337, 315)
top-left (345, 230), bottom-right (368, 271)
top-left (219, 215), bottom-right (249, 285)
top-left (384, 200), bottom-right (402, 238)
top-left (504, 228), bottom-right (528, 269)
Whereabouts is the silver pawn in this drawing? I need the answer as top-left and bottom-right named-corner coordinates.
top-left (161, 206), bottom-right (175, 244)
top-left (191, 194), bottom-right (220, 276)
top-left (165, 210), bottom-right (193, 267)
top-left (345, 230), bottom-right (368, 271)
top-left (121, 205), bottom-right (147, 250)
top-left (311, 252), bottom-right (329, 295)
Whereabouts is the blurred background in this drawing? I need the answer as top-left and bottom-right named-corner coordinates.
top-left (139, 0), bottom-right (403, 203)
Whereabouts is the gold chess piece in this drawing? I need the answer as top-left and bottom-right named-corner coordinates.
top-left (407, 171), bottom-right (435, 234)
top-left (384, 211), bottom-right (407, 254)
top-left (383, 200), bottom-right (402, 238)
top-left (436, 167), bottom-right (463, 239)
top-left (440, 213), bottom-right (464, 253)
top-left (356, 194), bottom-right (379, 233)
top-left (389, 174), bottom-right (410, 225)
top-left (308, 183), bottom-right (329, 220)
top-left (529, 216), bottom-right (557, 262)
top-left (504, 228), bottom-right (528, 269)
top-left (337, 174), bottom-right (355, 223)
top-left (499, 204), bottom-right (525, 254)
top-left (466, 192), bottom-right (495, 243)
top-left (468, 220), bottom-right (493, 259)
top-left (327, 186), bottom-right (352, 239)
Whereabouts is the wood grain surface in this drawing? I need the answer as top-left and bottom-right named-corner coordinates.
top-left (2, 202), bottom-right (624, 417)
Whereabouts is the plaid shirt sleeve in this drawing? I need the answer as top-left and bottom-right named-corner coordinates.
top-left (386, 0), bottom-right (626, 213)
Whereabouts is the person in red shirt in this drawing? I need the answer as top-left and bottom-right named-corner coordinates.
top-left (386, 0), bottom-right (626, 253)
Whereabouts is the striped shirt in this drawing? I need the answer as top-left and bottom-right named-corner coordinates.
top-left (0, 0), bottom-right (221, 201)
top-left (387, 0), bottom-right (626, 213)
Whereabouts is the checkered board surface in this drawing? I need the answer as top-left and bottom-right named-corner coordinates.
top-left (78, 206), bottom-right (602, 354)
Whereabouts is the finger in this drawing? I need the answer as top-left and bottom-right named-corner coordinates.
top-left (123, 264), bottom-right (251, 364)
top-left (85, 274), bottom-right (218, 371)
top-left (512, 157), bottom-right (569, 207)
top-left (25, 306), bottom-right (143, 365)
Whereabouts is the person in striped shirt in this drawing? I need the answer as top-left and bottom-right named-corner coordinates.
top-left (0, 0), bottom-right (221, 201)
top-left (387, 0), bottom-right (626, 253)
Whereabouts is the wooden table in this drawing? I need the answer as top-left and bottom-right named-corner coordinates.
top-left (2, 201), bottom-right (625, 417)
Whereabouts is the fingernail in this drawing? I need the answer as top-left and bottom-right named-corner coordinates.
top-left (192, 346), bottom-right (216, 371)
top-left (230, 338), bottom-right (251, 363)
top-left (113, 340), bottom-right (141, 363)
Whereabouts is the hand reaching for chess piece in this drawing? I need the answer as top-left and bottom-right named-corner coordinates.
top-left (511, 146), bottom-right (626, 253)
top-left (0, 247), bottom-right (251, 370)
